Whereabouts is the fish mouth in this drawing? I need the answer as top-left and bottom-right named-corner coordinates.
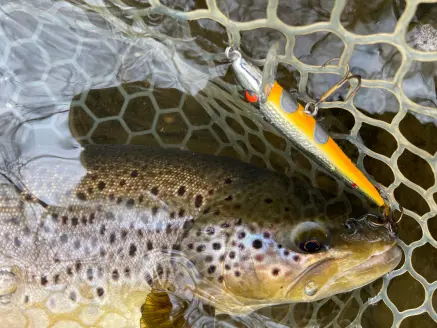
top-left (346, 244), bottom-right (402, 275)
top-left (285, 244), bottom-right (402, 299)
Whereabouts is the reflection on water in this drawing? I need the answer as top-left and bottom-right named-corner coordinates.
top-left (1, 0), bottom-right (437, 327)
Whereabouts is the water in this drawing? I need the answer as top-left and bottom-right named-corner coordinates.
top-left (1, 0), bottom-right (437, 327)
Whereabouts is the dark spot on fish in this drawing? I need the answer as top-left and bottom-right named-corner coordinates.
top-left (225, 195), bottom-right (233, 201)
top-left (235, 271), bottom-right (241, 277)
top-left (172, 244), bottom-right (181, 251)
top-left (145, 273), bottom-right (153, 286)
top-left (208, 189), bottom-right (214, 195)
top-left (177, 186), bottom-right (186, 196)
top-left (112, 270), bottom-right (119, 281)
top-left (151, 187), bottom-right (159, 195)
top-left (238, 231), bottom-right (246, 239)
top-left (97, 181), bottom-right (106, 190)
top-left (121, 230), bottom-right (128, 239)
top-left (87, 268), bottom-right (93, 281)
top-left (126, 199), bottom-right (135, 207)
top-left (119, 180), bottom-right (126, 186)
top-left (137, 229), bottom-right (144, 238)
top-left (293, 255), bottom-right (300, 262)
top-left (24, 193), bottom-right (32, 201)
top-left (76, 192), bottom-right (87, 201)
top-left (214, 210), bottom-right (220, 216)
top-left (151, 207), bottom-right (158, 215)
top-left (109, 233), bottom-right (116, 244)
top-left (253, 239), bottom-right (263, 249)
top-left (23, 226), bottom-right (31, 235)
top-left (87, 187), bottom-right (93, 195)
top-left (71, 217), bottom-right (79, 226)
top-left (178, 208), bottom-right (185, 217)
top-left (263, 232), bottom-right (271, 239)
top-left (129, 244), bottom-right (137, 257)
top-left (206, 227), bottom-right (215, 235)
top-left (225, 178), bottom-right (232, 184)
top-left (205, 255), bottom-right (213, 262)
top-left (218, 275), bottom-right (224, 283)
top-left (234, 204), bottom-right (241, 210)
top-left (183, 220), bottom-right (194, 230)
top-left (100, 249), bottom-right (106, 257)
top-left (69, 292), bottom-right (77, 302)
top-left (203, 207), bottom-right (211, 214)
top-left (196, 230), bottom-right (201, 237)
top-left (284, 250), bottom-right (290, 256)
top-left (138, 195), bottom-right (144, 203)
top-left (229, 251), bottom-right (235, 259)
top-left (24, 295), bottom-right (29, 303)
top-left (61, 216), bottom-right (68, 225)
top-left (73, 240), bottom-right (80, 249)
top-left (219, 255), bottom-right (225, 261)
top-left (194, 195), bottom-right (203, 207)
top-left (272, 268), bottom-right (280, 276)
top-left (147, 241), bottom-right (153, 250)
top-left (59, 234), bottom-right (68, 244)
top-left (278, 244), bottom-right (283, 249)
top-left (225, 264), bottom-right (231, 270)
top-left (156, 264), bottom-right (163, 278)
top-left (108, 193), bottom-right (115, 201)
top-left (100, 225), bottom-right (106, 236)
top-left (212, 243), bottom-right (221, 250)
top-left (75, 262), bottom-right (82, 272)
top-left (40, 276), bottom-right (48, 286)
top-left (170, 212), bottom-right (175, 219)
top-left (264, 198), bottom-right (273, 204)
top-left (66, 267), bottom-right (73, 276)
top-left (53, 274), bottom-right (60, 284)
top-left (196, 245), bottom-right (205, 252)
top-left (80, 216), bottom-right (87, 225)
top-left (208, 266), bottom-right (216, 274)
top-left (236, 218), bottom-right (242, 225)
top-left (14, 237), bottom-right (21, 247)
top-left (97, 288), bottom-right (104, 297)
top-left (285, 207), bottom-right (290, 212)
top-left (90, 173), bottom-right (98, 180)
top-left (116, 197), bottom-right (123, 204)
top-left (239, 244), bottom-right (245, 250)
top-left (187, 243), bottom-right (193, 250)
top-left (255, 254), bottom-right (264, 262)
top-left (131, 170), bottom-right (138, 177)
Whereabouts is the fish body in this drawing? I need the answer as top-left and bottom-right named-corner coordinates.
top-left (0, 145), bottom-right (400, 327)
top-left (227, 49), bottom-right (385, 208)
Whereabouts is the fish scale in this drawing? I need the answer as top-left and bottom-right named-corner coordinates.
top-left (0, 145), bottom-right (400, 326)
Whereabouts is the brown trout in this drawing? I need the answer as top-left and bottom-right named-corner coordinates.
top-left (0, 145), bottom-right (401, 327)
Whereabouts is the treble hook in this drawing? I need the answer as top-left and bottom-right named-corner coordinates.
top-left (305, 58), bottom-right (362, 117)
top-left (319, 57), bottom-right (361, 102)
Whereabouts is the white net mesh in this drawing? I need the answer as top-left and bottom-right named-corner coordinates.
top-left (1, 0), bottom-right (437, 327)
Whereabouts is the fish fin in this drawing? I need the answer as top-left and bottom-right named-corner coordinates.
top-left (141, 288), bottom-right (187, 328)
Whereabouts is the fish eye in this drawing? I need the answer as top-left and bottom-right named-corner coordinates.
top-left (291, 222), bottom-right (329, 254)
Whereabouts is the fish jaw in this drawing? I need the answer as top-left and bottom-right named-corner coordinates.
top-left (284, 242), bottom-right (401, 302)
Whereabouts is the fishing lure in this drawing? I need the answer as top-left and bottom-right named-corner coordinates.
top-left (225, 47), bottom-right (388, 213)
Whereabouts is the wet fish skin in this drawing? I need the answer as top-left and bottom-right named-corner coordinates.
top-left (0, 145), bottom-right (400, 325)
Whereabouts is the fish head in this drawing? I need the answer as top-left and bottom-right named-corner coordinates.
top-left (193, 211), bottom-right (401, 312)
